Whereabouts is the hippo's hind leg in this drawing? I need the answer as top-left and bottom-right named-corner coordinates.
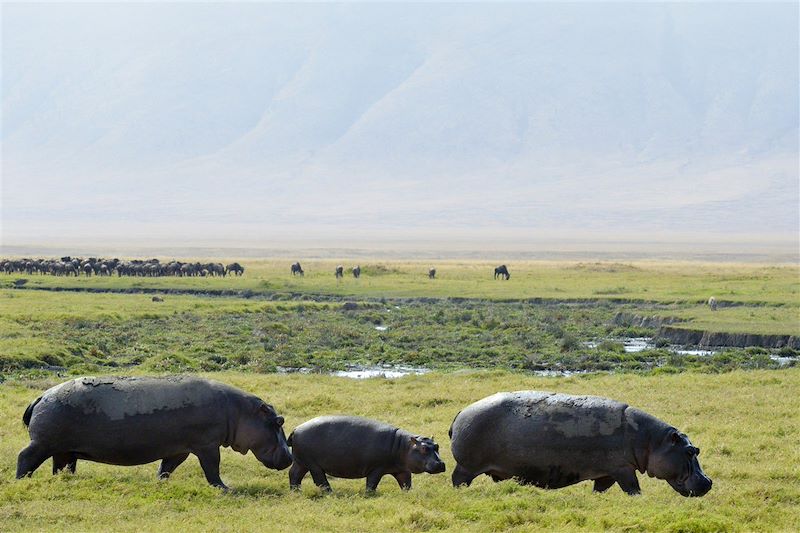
top-left (593, 476), bottom-right (616, 493)
top-left (52, 453), bottom-right (77, 475)
top-left (289, 461), bottom-right (309, 490)
top-left (452, 463), bottom-right (479, 487)
top-left (392, 471), bottom-right (412, 490)
top-left (365, 469), bottom-right (386, 492)
top-left (16, 443), bottom-right (50, 479)
top-left (194, 447), bottom-right (228, 490)
top-left (158, 453), bottom-right (189, 480)
top-left (309, 468), bottom-right (332, 492)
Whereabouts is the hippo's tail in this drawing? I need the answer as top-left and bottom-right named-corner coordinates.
top-left (287, 432), bottom-right (294, 447)
top-left (22, 396), bottom-right (42, 428)
top-left (448, 411), bottom-right (461, 438)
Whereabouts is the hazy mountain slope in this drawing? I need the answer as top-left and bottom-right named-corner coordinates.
top-left (1, 2), bottom-right (797, 245)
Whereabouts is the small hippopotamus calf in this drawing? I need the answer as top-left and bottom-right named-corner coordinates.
top-left (288, 415), bottom-right (446, 492)
top-left (17, 376), bottom-right (293, 490)
top-left (450, 391), bottom-right (712, 497)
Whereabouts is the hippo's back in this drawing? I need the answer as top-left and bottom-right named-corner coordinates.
top-left (450, 391), bottom-right (630, 483)
top-left (26, 376), bottom-right (236, 464)
top-left (35, 376), bottom-right (223, 422)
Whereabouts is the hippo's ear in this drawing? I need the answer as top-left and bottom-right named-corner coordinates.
top-left (410, 436), bottom-right (421, 446)
top-left (670, 431), bottom-right (682, 445)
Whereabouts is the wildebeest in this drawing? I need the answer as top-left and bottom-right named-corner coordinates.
top-left (226, 263), bottom-right (244, 276)
top-left (352, 265), bottom-right (361, 279)
top-left (494, 265), bottom-right (510, 280)
top-left (287, 416), bottom-right (446, 492)
top-left (449, 391), bottom-right (712, 497)
top-left (16, 377), bottom-right (293, 489)
top-left (152, 296), bottom-right (164, 302)
top-left (429, 268), bottom-right (436, 279)
top-left (708, 297), bottom-right (717, 311)
top-left (291, 262), bottom-right (304, 276)
top-left (335, 265), bottom-right (344, 279)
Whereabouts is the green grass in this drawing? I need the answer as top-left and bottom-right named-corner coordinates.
top-left (1, 370), bottom-right (798, 532)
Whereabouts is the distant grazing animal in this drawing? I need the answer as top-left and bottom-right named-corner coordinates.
top-left (708, 297), bottom-right (717, 311)
top-left (225, 263), bottom-right (244, 276)
top-left (335, 265), bottom-right (344, 279)
top-left (352, 265), bottom-right (361, 279)
top-left (449, 391), bottom-right (712, 497)
top-left (494, 265), bottom-right (510, 280)
top-left (288, 416), bottom-right (446, 492)
top-left (16, 377), bottom-right (292, 489)
top-left (291, 262), bottom-right (304, 276)
top-left (151, 296), bottom-right (164, 303)
top-left (428, 268), bottom-right (436, 279)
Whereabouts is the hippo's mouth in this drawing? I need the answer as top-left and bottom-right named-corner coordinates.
top-left (669, 460), bottom-right (712, 497)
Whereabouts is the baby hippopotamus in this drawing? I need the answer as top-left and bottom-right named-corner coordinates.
top-left (450, 391), bottom-right (712, 497)
top-left (288, 415), bottom-right (446, 492)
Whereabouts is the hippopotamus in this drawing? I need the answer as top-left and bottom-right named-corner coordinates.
top-left (449, 391), bottom-right (712, 497)
top-left (17, 376), bottom-right (293, 489)
top-left (287, 415), bottom-right (446, 492)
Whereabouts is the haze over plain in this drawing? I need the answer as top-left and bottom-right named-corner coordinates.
top-left (1, 2), bottom-right (798, 254)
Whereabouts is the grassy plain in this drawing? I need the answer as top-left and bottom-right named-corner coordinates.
top-left (1, 370), bottom-right (798, 532)
top-left (2, 259), bottom-right (798, 305)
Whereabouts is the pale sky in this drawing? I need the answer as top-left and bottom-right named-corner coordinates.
top-left (1, 2), bottom-right (798, 252)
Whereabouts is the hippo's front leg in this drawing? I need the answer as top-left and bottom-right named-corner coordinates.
top-left (194, 447), bottom-right (228, 490)
top-left (613, 469), bottom-right (641, 495)
top-left (392, 471), bottom-right (412, 490)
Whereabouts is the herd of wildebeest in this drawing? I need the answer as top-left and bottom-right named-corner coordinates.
top-left (0, 258), bottom-right (515, 280)
top-left (17, 376), bottom-right (712, 497)
top-left (0, 257), bottom-right (244, 277)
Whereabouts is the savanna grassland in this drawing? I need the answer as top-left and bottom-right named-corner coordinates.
top-left (1, 370), bottom-right (799, 532)
top-left (0, 259), bottom-right (798, 531)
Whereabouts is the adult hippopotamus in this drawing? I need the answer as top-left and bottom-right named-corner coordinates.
top-left (287, 415), bottom-right (446, 492)
top-left (449, 391), bottom-right (712, 497)
top-left (17, 376), bottom-right (293, 489)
